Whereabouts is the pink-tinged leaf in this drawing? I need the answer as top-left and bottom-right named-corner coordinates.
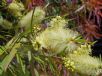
top-left (63, 69), bottom-right (67, 76)
top-left (6, 0), bottom-right (12, 4)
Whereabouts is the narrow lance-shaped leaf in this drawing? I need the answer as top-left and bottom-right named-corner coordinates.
top-left (0, 43), bottom-right (20, 73)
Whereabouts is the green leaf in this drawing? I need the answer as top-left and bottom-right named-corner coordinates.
top-left (34, 68), bottom-right (40, 76)
top-left (28, 51), bottom-right (32, 62)
top-left (34, 56), bottom-right (44, 65)
top-left (0, 43), bottom-right (20, 74)
top-left (0, 46), bottom-right (5, 56)
top-left (0, 35), bottom-right (7, 41)
top-left (0, 68), bottom-right (3, 76)
top-left (16, 54), bottom-right (26, 74)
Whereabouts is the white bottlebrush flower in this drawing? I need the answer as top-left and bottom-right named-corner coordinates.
top-left (7, 2), bottom-right (24, 17)
top-left (73, 44), bottom-right (91, 55)
top-left (95, 69), bottom-right (102, 76)
top-left (8, 2), bottom-right (24, 11)
top-left (0, 16), bottom-right (12, 29)
top-left (33, 7), bottom-right (45, 24)
top-left (18, 7), bottom-right (45, 30)
top-left (70, 55), bottom-right (102, 76)
top-left (63, 44), bottom-right (102, 76)
top-left (35, 16), bottom-right (79, 55)
top-left (50, 16), bottom-right (66, 28)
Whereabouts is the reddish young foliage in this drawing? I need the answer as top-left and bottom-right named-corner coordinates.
top-left (6, 0), bottom-right (12, 4)
top-left (26, 0), bottom-right (45, 10)
top-left (87, 0), bottom-right (102, 8)
top-left (87, 0), bottom-right (102, 17)
top-left (85, 0), bottom-right (102, 28)
top-left (98, 10), bottom-right (102, 17)
top-left (31, 0), bottom-right (45, 6)
top-left (79, 19), bottom-right (102, 41)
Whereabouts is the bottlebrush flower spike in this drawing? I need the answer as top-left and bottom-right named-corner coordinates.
top-left (63, 55), bottom-right (102, 76)
top-left (35, 16), bottom-right (79, 55)
top-left (19, 7), bottom-right (45, 30)
top-left (63, 44), bottom-right (102, 76)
